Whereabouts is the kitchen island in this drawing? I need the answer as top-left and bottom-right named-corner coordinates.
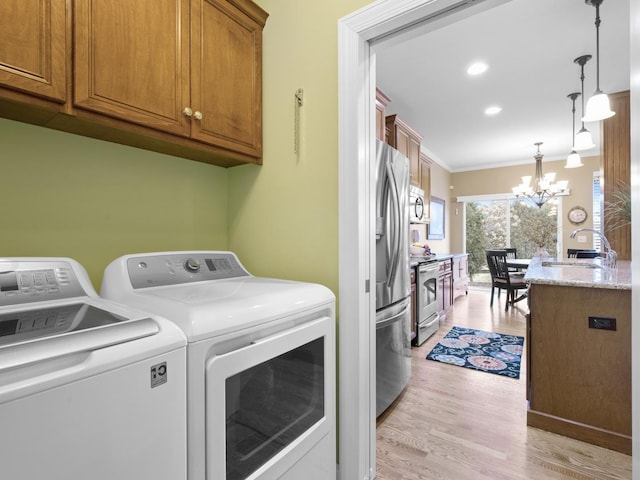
top-left (524, 257), bottom-right (631, 454)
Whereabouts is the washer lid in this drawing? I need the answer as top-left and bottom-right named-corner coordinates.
top-left (0, 302), bottom-right (155, 347)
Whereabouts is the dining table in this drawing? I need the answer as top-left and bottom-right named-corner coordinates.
top-left (506, 258), bottom-right (531, 270)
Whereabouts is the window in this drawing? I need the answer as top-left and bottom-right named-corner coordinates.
top-left (461, 194), bottom-right (560, 284)
top-left (592, 171), bottom-right (602, 251)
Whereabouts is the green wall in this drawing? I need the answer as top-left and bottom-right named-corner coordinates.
top-left (1, 0), bottom-right (375, 297)
top-left (0, 118), bottom-right (228, 289)
top-left (228, 0), bottom-right (372, 294)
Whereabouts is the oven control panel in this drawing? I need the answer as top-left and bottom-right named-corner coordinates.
top-left (127, 252), bottom-right (250, 289)
top-left (0, 261), bottom-right (85, 306)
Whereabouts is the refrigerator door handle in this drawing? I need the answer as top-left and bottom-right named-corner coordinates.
top-left (385, 161), bottom-right (401, 289)
top-left (376, 301), bottom-right (410, 329)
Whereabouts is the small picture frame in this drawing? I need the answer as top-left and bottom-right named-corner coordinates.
top-left (428, 196), bottom-right (445, 240)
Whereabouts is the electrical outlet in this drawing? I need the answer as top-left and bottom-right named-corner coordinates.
top-left (588, 316), bottom-right (616, 331)
top-left (577, 235), bottom-right (587, 243)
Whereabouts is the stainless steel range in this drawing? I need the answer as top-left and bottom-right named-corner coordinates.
top-left (413, 259), bottom-right (439, 346)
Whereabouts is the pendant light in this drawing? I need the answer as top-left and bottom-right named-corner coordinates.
top-left (573, 55), bottom-right (596, 150)
top-left (566, 93), bottom-right (584, 168)
top-left (512, 143), bottom-right (569, 208)
top-left (582, 0), bottom-right (615, 122)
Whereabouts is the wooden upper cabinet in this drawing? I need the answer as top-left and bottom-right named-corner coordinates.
top-left (419, 152), bottom-right (432, 221)
top-left (74, 0), bottom-right (192, 136)
top-left (0, 0), bottom-right (67, 103)
top-left (191, 0), bottom-right (266, 157)
top-left (602, 90), bottom-right (631, 260)
top-left (73, 0), bottom-right (267, 157)
top-left (386, 114), bottom-right (423, 186)
top-left (375, 88), bottom-right (391, 141)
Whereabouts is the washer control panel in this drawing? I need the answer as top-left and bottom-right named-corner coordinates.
top-left (127, 252), bottom-right (250, 289)
top-left (0, 261), bottom-right (85, 306)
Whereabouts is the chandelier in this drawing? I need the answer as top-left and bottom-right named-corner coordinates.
top-left (512, 142), bottom-right (569, 208)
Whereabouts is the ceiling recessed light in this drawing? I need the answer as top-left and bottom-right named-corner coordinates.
top-left (467, 62), bottom-right (488, 76)
top-left (484, 106), bottom-right (502, 116)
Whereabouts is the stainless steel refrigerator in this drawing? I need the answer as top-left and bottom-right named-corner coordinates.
top-left (375, 140), bottom-right (411, 417)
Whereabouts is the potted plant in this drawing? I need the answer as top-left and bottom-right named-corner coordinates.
top-left (604, 185), bottom-right (631, 231)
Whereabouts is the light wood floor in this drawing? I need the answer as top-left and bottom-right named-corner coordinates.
top-left (376, 287), bottom-right (632, 480)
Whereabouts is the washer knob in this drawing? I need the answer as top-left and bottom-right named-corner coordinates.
top-left (184, 258), bottom-right (201, 273)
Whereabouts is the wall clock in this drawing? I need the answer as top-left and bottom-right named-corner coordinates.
top-left (568, 206), bottom-right (588, 225)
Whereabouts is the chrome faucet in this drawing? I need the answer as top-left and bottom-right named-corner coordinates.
top-left (569, 228), bottom-right (617, 269)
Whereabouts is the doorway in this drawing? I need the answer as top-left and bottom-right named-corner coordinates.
top-left (337, 1), bottom-right (514, 479)
top-left (338, 1), bottom-right (639, 480)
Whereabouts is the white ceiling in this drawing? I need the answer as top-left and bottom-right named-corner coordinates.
top-left (375, 0), bottom-right (630, 172)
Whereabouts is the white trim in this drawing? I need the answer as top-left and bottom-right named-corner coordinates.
top-left (338, 1), bottom-right (510, 479)
top-left (457, 192), bottom-right (515, 203)
top-left (337, 13), bottom-right (376, 480)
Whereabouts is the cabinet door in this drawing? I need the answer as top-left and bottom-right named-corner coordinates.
top-left (419, 153), bottom-right (431, 221)
top-left (394, 128), bottom-right (420, 185)
top-left (0, 0), bottom-right (66, 102)
top-left (191, 0), bottom-right (267, 157)
top-left (602, 90), bottom-right (631, 260)
top-left (375, 88), bottom-right (391, 141)
top-left (74, 0), bottom-right (191, 136)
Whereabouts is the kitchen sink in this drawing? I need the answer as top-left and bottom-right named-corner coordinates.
top-left (541, 261), bottom-right (601, 269)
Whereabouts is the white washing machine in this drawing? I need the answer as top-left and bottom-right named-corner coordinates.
top-left (0, 257), bottom-right (187, 480)
top-left (100, 251), bottom-right (336, 480)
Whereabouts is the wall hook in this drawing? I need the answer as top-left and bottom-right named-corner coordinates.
top-left (294, 88), bottom-right (304, 155)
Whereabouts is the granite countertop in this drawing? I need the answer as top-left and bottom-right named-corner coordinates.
top-left (410, 253), bottom-right (465, 267)
top-left (431, 253), bottom-right (454, 261)
top-left (524, 257), bottom-right (631, 290)
top-left (410, 255), bottom-right (436, 267)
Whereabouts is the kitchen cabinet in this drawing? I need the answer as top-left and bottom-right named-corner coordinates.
top-left (385, 114), bottom-right (423, 187)
top-left (376, 88), bottom-right (391, 142)
top-left (0, 0), bottom-right (268, 168)
top-left (410, 266), bottom-right (416, 342)
top-left (527, 281), bottom-right (631, 454)
top-left (74, 0), bottom-right (267, 158)
top-left (601, 90), bottom-right (630, 260)
top-left (437, 258), bottom-right (453, 318)
top-left (452, 254), bottom-right (468, 302)
top-left (419, 152), bottom-right (432, 221)
top-left (0, 0), bottom-right (68, 108)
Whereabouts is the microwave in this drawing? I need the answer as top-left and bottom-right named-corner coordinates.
top-left (409, 185), bottom-right (426, 223)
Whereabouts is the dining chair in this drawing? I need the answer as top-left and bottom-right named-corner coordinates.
top-left (567, 248), bottom-right (600, 259)
top-left (485, 249), bottom-right (528, 311)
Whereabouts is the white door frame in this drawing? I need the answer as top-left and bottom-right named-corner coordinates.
top-left (337, 1), bottom-right (512, 479)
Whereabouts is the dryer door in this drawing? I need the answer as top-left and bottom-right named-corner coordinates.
top-left (205, 316), bottom-right (333, 480)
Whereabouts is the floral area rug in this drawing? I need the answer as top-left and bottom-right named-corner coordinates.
top-left (426, 326), bottom-right (524, 379)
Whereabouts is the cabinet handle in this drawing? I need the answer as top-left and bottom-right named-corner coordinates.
top-left (183, 107), bottom-right (193, 117)
top-left (193, 111), bottom-right (203, 120)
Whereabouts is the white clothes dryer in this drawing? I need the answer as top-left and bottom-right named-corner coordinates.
top-left (100, 251), bottom-right (336, 480)
top-left (0, 257), bottom-right (187, 480)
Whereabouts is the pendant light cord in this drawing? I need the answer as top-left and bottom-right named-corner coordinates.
top-left (580, 63), bottom-right (586, 128)
top-left (594, 3), bottom-right (601, 90)
top-left (571, 96), bottom-right (577, 141)
top-left (576, 56), bottom-right (591, 128)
